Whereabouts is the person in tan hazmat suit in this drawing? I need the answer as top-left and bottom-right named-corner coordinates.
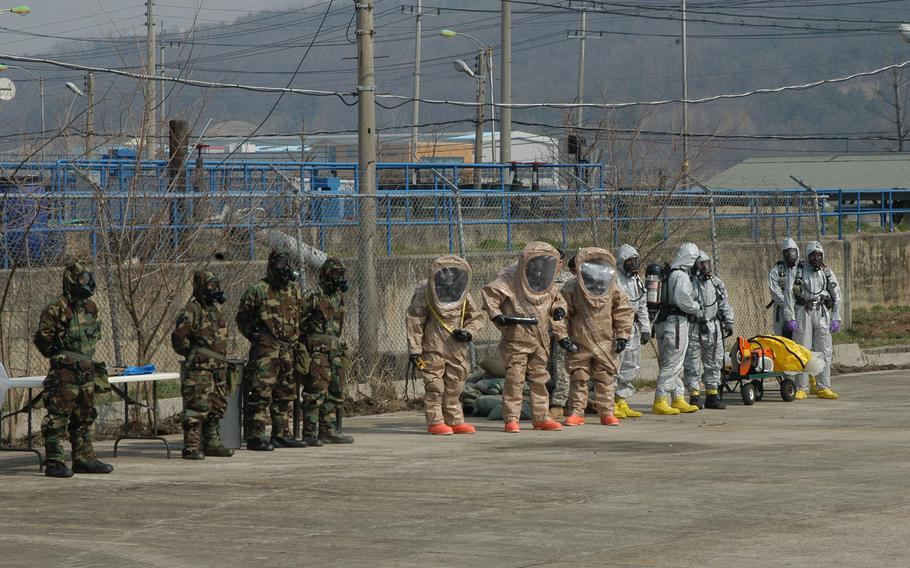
top-left (406, 255), bottom-right (486, 435)
top-left (561, 248), bottom-right (635, 426)
top-left (482, 241), bottom-right (577, 433)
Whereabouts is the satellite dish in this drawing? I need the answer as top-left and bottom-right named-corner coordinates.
top-left (0, 77), bottom-right (16, 102)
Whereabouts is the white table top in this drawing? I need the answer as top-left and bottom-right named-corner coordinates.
top-left (0, 367), bottom-right (180, 408)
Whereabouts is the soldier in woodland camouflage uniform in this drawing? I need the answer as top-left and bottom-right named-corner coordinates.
top-left (236, 249), bottom-right (308, 451)
top-left (171, 271), bottom-right (234, 460)
top-left (300, 258), bottom-right (354, 445)
top-left (34, 262), bottom-right (113, 478)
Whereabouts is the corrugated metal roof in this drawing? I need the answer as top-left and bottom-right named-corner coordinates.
top-left (707, 153), bottom-right (910, 190)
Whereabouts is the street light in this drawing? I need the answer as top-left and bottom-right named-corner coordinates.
top-left (441, 28), bottom-right (496, 161)
top-left (452, 59), bottom-right (485, 166)
top-left (0, 5), bottom-right (30, 15)
top-left (0, 63), bottom-right (45, 160)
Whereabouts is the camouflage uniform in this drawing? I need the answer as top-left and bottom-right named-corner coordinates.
top-left (300, 259), bottom-right (350, 440)
top-left (34, 263), bottom-right (103, 468)
top-left (171, 271), bottom-right (231, 455)
top-left (236, 250), bottom-right (303, 443)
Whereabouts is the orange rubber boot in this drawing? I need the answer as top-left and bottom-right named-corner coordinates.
top-left (450, 423), bottom-right (476, 434)
top-left (563, 414), bottom-right (586, 427)
top-left (427, 423), bottom-right (454, 436)
top-left (532, 419), bottom-right (563, 431)
top-left (504, 421), bottom-right (521, 433)
top-left (600, 414), bottom-right (620, 426)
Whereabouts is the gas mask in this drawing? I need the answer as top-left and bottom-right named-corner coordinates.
top-left (204, 278), bottom-right (227, 305)
top-left (622, 256), bottom-right (639, 277)
top-left (272, 256), bottom-right (299, 285)
top-left (808, 251), bottom-right (824, 270)
top-left (434, 266), bottom-right (468, 304)
top-left (580, 259), bottom-right (614, 296)
top-left (524, 255), bottom-right (557, 293)
top-left (697, 259), bottom-right (712, 280)
top-left (782, 248), bottom-right (798, 268)
top-left (74, 271), bottom-right (96, 299)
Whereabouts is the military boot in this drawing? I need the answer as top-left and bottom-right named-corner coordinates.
top-left (705, 390), bottom-right (726, 410)
top-left (203, 421), bottom-right (235, 457)
top-left (182, 448), bottom-right (205, 460)
top-left (72, 460), bottom-right (114, 474)
top-left (688, 391), bottom-right (704, 410)
top-left (271, 435), bottom-right (308, 448)
top-left (44, 460), bottom-right (74, 478)
top-left (302, 433), bottom-right (324, 447)
top-left (183, 422), bottom-right (204, 458)
top-left (246, 437), bottom-right (275, 451)
top-left (319, 429), bottom-right (354, 444)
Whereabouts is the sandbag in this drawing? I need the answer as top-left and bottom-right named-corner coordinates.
top-left (473, 394), bottom-right (501, 418)
top-left (479, 355), bottom-right (506, 378)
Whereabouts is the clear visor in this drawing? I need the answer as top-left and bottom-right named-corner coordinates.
top-left (433, 267), bottom-right (469, 304)
top-left (783, 248), bottom-right (798, 263)
top-left (699, 259), bottom-right (712, 275)
top-left (623, 256), bottom-right (639, 273)
top-left (808, 252), bottom-right (823, 267)
top-left (580, 259), bottom-right (615, 296)
top-left (524, 255), bottom-right (557, 293)
top-left (77, 272), bottom-right (92, 286)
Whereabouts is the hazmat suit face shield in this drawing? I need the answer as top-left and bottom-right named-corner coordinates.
top-left (524, 255), bottom-right (557, 293)
top-left (808, 250), bottom-right (824, 270)
top-left (783, 248), bottom-right (799, 268)
top-left (434, 266), bottom-right (469, 305)
top-left (580, 259), bottom-right (615, 296)
top-left (697, 258), bottom-right (712, 279)
top-left (622, 256), bottom-right (640, 276)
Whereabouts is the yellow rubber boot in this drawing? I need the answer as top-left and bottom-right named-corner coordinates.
top-left (816, 388), bottom-right (839, 400)
top-left (619, 398), bottom-right (643, 418)
top-left (809, 376), bottom-right (819, 395)
top-left (613, 401), bottom-right (628, 419)
top-left (794, 389), bottom-right (808, 400)
top-left (671, 396), bottom-right (700, 413)
top-left (652, 396), bottom-right (681, 415)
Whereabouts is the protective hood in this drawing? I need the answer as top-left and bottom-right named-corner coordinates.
top-left (193, 270), bottom-right (214, 302)
top-left (670, 242), bottom-right (700, 270)
top-left (806, 241), bottom-right (824, 257)
top-left (267, 248), bottom-right (297, 287)
top-left (781, 237), bottom-right (799, 255)
top-left (574, 247), bottom-right (616, 302)
top-left (696, 249), bottom-right (712, 277)
top-left (616, 244), bottom-right (639, 265)
top-left (427, 255), bottom-right (471, 314)
top-left (517, 241), bottom-right (560, 302)
top-left (319, 257), bottom-right (346, 286)
top-left (62, 261), bottom-right (94, 301)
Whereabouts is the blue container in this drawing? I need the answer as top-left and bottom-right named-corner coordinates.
top-left (1, 180), bottom-right (64, 266)
top-left (311, 177), bottom-right (348, 223)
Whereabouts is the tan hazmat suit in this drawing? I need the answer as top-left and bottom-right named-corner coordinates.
top-left (482, 242), bottom-right (569, 423)
top-left (561, 248), bottom-right (635, 418)
top-left (406, 256), bottom-right (485, 426)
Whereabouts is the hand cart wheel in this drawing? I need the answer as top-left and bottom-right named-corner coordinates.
top-left (780, 377), bottom-right (796, 402)
top-left (751, 379), bottom-right (764, 402)
top-left (741, 381), bottom-right (756, 406)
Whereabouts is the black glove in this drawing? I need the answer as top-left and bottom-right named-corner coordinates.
top-left (640, 331), bottom-right (651, 344)
top-left (723, 322), bottom-right (734, 338)
top-left (452, 329), bottom-right (473, 343)
top-left (492, 314), bottom-right (512, 326)
top-left (408, 354), bottom-right (423, 367)
top-left (615, 338), bottom-right (628, 353)
top-left (558, 337), bottom-right (579, 353)
top-left (552, 307), bottom-right (566, 321)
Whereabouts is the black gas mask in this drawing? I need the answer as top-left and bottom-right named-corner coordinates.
top-left (204, 278), bottom-right (227, 305)
top-left (272, 256), bottom-right (299, 285)
top-left (325, 269), bottom-right (350, 293)
top-left (622, 256), bottom-right (639, 277)
top-left (74, 271), bottom-right (96, 299)
top-left (808, 251), bottom-right (824, 271)
top-left (782, 248), bottom-right (798, 268)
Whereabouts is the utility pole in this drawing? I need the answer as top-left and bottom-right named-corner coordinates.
top-left (355, 0), bottom-right (379, 357)
top-left (85, 72), bottom-right (94, 157)
top-left (409, 0), bottom-right (422, 163)
top-left (576, 7), bottom-right (586, 127)
top-left (474, 52), bottom-right (486, 165)
top-left (500, 1), bottom-right (512, 163)
top-left (681, 0), bottom-right (689, 187)
top-left (146, 0), bottom-right (156, 160)
top-left (159, 22), bottom-right (166, 129)
top-left (300, 117), bottom-right (306, 162)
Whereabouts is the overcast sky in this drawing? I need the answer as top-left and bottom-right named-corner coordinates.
top-left (0, 0), bottom-right (295, 53)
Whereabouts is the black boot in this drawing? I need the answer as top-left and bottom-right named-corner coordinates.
top-left (182, 448), bottom-right (206, 460)
top-left (271, 435), bottom-right (308, 448)
top-left (44, 460), bottom-right (74, 478)
top-left (303, 435), bottom-right (324, 447)
top-left (203, 422), bottom-right (235, 457)
top-left (204, 446), bottom-right (235, 457)
top-left (246, 438), bottom-right (275, 451)
top-left (319, 431), bottom-right (354, 444)
top-left (72, 459), bottom-right (114, 474)
top-left (689, 394), bottom-right (704, 410)
top-left (705, 393), bottom-right (726, 410)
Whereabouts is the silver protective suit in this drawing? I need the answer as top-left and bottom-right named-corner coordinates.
top-left (681, 250), bottom-right (735, 394)
top-left (787, 241), bottom-right (841, 391)
top-left (654, 243), bottom-right (703, 399)
top-left (768, 237), bottom-right (800, 335)
top-left (614, 244), bottom-right (652, 400)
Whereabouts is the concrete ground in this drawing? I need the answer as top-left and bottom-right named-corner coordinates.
top-left (1, 370), bottom-right (908, 568)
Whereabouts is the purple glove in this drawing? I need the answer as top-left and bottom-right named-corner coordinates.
top-left (785, 320), bottom-right (798, 333)
top-left (830, 320), bottom-right (841, 333)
